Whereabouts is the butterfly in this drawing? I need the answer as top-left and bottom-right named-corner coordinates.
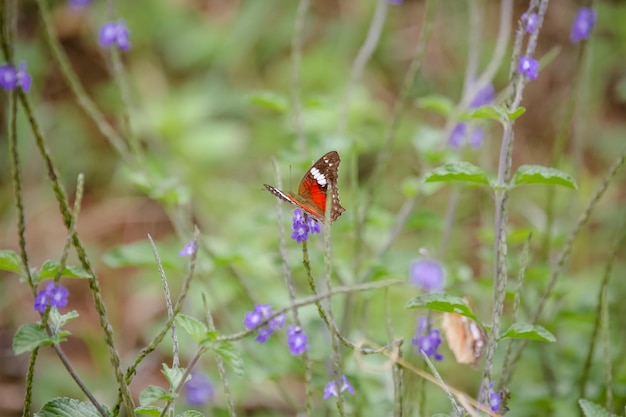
top-left (441, 298), bottom-right (487, 366)
top-left (264, 151), bottom-right (345, 223)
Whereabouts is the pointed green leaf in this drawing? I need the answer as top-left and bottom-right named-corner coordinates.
top-left (135, 406), bottom-right (163, 417)
top-left (424, 162), bottom-right (490, 185)
top-left (416, 95), bottom-right (454, 116)
top-left (508, 107), bottom-right (526, 120)
top-left (0, 249), bottom-right (22, 274)
top-left (248, 91), bottom-right (289, 113)
top-left (470, 105), bottom-right (503, 121)
top-left (49, 309), bottom-right (79, 333)
top-left (39, 261), bottom-right (91, 279)
top-left (175, 314), bottom-right (212, 345)
top-left (405, 293), bottom-right (480, 322)
top-left (204, 341), bottom-right (244, 376)
top-left (512, 165), bottom-right (577, 189)
top-left (13, 323), bottom-right (53, 355)
top-left (139, 385), bottom-right (170, 406)
top-left (34, 397), bottom-right (107, 417)
top-left (500, 323), bottom-right (556, 342)
top-left (177, 411), bottom-right (205, 417)
top-left (579, 399), bottom-right (617, 417)
top-left (162, 364), bottom-right (189, 390)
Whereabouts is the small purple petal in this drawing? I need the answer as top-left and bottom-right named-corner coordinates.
top-left (179, 241), bottom-right (196, 257)
top-left (570, 7), bottom-right (597, 43)
top-left (409, 259), bottom-right (445, 292)
top-left (324, 375), bottom-right (355, 400)
top-left (287, 325), bottom-right (310, 356)
top-left (469, 84), bottom-right (495, 109)
top-left (523, 12), bottom-right (538, 34)
top-left (0, 65), bottom-right (17, 90)
top-left (518, 56), bottom-right (539, 80)
top-left (489, 382), bottom-right (502, 412)
top-left (449, 123), bottom-right (466, 149)
top-left (185, 372), bottom-right (214, 406)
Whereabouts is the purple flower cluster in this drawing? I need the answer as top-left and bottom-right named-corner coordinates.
top-left (409, 259), bottom-right (445, 292)
top-left (449, 84), bottom-right (494, 149)
top-left (0, 62), bottom-right (31, 92)
top-left (411, 316), bottom-right (443, 361)
top-left (291, 208), bottom-right (320, 243)
top-left (99, 21), bottom-right (131, 51)
top-left (323, 375), bottom-right (355, 400)
top-left (34, 282), bottom-right (69, 313)
top-left (184, 371), bottom-right (214, 406)
top-left (243, 304), bottom-right (285, 343)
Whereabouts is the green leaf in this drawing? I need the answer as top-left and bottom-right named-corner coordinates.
top-left (416, 95), bottom-right (454, 116)
top-left (512, 165), bottom-right (577, 189)
top-left (34, 397), bottom-right (108, 417)
top-left (39, 260), bottom-right (91, 279)
top-left (13, 323), bottom-right (53, 355)
top-left (162, 364), bottom-right (189, 390)
top-left (204, 341), bottom-right (244, 376)
top-left (135, 406), bottom-right (163, 417)
top-left (508, 107), bottom-right (526, 120)
top-left (139, 385), bottom-right (170, 406)
top-left (470, 105), bottom-right (503, 121)
top-left (405, 293), bottom-right (480, 322)
top-left (579, 399), bottom-right (617, 417)
top-left (500, 323), bottom-right (556, 342)
top-left (177, 411), bottom-right (205, 417)
top-left (175, 314), bottom-right (212, 345)
top-left (248, 91), bottom-right (288, 113)
top-left (49, 309), bottom-right (79, 333)
top-left (424, 162), bottom-right (490, 186)
top-left (0, 249), bottom-right (22, 274)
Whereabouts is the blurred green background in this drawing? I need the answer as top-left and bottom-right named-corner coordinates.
top-left (1, 0), bottom-right (626, 416)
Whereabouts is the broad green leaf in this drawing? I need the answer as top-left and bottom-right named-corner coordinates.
top-left (34, 397), bottom-right (107, 417)
top-left (135, 406), bottom-right (163, 417)
top-left (512, 165), bottom-right (577, 189)
top-left (416, 95), bottom-right (454, 116)
top-left (177, 411), bottom-right (205, 417)
top-left (162, 364), bottom-right (189, 390)
top-left (0, 250), bottom-right (22, 274)
top-left (248, 91), bottom-right (288, 113)
top-left (579, 399), bottom-right (617, 417)
top-left (176, 314), bottom-right (211, 345)
top-left (204, 341), bottom-right (244, 376)
top-left (13, 323), bottom-right (52, 355)
top-left (139, 385), bottom-right (169, 406)
top-left (470, 105), bottom-right (503, 121)
top-left (508, 107), bottom-right (526, 120)
top-left (424, 162), bottom-right (490, 185)
top-left (500, 323), bottom-right (556, 342)
top-left (406, 293), bottom-right (480, 322)
top-left (39, 261), bottom-right (91, 279)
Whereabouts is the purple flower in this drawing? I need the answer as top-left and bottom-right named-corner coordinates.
top-left (291, 211), bottom-right (310, 243)
top-left (449, 123), bottom-right (466, 149)
top-left (185, 371), bottom-right (214, 406)
top-left (469, 84), bottom-right (495, 109)
top-left (244, 304), bottom-right (284, 343)
top-left (34, 282), bottom-right (69, 313)
top-left (323, 375), bottom-right (355, 400)
top-left (570, 7), bottom-right (597, 43)
top-left (409, 259), bottom-right (444, 292)
top-left (518, 56), bottom-right (539, 80)
top-left (286, 325), bottom-right (310, 355)
top-left (68, 0), bottom-right (92, 9)
top-left (16, 62), bottom-right (31, 92)
top-left (0, 63), bottom-right (31, 92)
top-left (523, 12), bottom-right (538, 34)
top-left (99, 21), bottom-right (131, 51)
top-left (179, 241), bottom-right (196, 257)
top-left (308, 217), bottom-right (321, 234)
top-left (411, 316), bottom-right (443, 361)
top-left (488, 382), bottom-right (502, 412)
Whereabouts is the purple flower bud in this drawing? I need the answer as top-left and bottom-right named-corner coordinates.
top-left (0, 64), bottom-right (17, 90)
top-left (323, 375), bottom-right (355, 400)
top-left (286, 325), bottom-right (310, 355)
top-left (179, 241), bottom-right (196, 257)
top-left (523, 12), bottom-right (538, 34)
top-left (488, 382), bottom-right (502, 412)
top-left (99, 21), bottom-right (131, 51)
top-left (570, 7), bottom-right (597, 43)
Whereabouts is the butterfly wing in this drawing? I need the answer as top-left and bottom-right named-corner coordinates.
top-left (297, 151), bottom-right (345, 223)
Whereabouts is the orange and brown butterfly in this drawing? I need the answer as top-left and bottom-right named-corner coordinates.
top-left (441, 297), bottom-right (487, 366)
top-left (264, 151), bottom-right (345, 223)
